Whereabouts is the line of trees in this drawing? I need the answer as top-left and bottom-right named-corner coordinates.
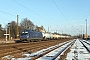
top-left (0, 18), bottom-right (72, 40)
top-left (0, 18), bottom-right (45, 40)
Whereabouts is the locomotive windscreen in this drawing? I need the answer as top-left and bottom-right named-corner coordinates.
top-left (21, 31), bottom-right (28, 36)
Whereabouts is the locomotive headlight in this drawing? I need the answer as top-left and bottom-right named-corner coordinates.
top-left (27, 35), bottom-right (29, 38)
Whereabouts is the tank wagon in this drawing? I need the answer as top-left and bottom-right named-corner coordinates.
top-left (20, 30), bottom-right (43, 42)
top-left (52, 34), bottom-right (60, 39)
top-left (42, 33), bottom-right (70, 40)
top-left (42, 32), bottom-right (53, 40)
top-left (52, 34), bottom-right (70, 39)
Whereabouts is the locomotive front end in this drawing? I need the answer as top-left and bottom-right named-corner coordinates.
top-left (20, 31), bottom-right (29, 41)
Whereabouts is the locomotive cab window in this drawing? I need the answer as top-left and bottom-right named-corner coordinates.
top-left (21, 32), bottom-right (28, 35)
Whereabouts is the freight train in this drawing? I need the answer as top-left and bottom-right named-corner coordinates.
top-left (20, 30), bottom-right (70, 42)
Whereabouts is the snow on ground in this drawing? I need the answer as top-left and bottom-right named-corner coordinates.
top-left (3, 39), bottom-right (90, 60)
top-left (36, 40), bottom-right (74, 60)
top-left (10, 40), bottom-right (72, 60)
top-left (65, 39), bottom-right (90, 60)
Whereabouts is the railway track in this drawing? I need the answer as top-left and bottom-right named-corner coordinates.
top-left (65, 39), bottom-right (90, 60)
top-left (80, 40), bottom-right (90, 52)
top-left (11, 39), bottom-right (75, 60)
top-left (34, 40), bottom-right (75, 60)
top-left (11, 39), bottom-right (90, 60)
top-left (0, 39), bottom-right (71, 60)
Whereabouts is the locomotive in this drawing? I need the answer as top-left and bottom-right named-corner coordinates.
top-left (20, 30), bottom-right (43, 42)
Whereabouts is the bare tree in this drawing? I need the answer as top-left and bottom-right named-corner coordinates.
top-left (7, 21), bottom-right (17, 38)
top-left (20, 18), bottom-right (34, 30)
top-left (40, 25), bottom-right (44, 30)
top-left (0, 24), bottom-right (5, 39)
top-left (35, 25), bottom-right (46, 33)
top-left (35, 25), bottom-right (40, 31)
top-left (0, 24), bottom-right (2, 30)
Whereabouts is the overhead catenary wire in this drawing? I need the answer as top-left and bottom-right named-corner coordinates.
top-left (0, 0), bottom-right (51, 21)
top-left (30, 0), bottom-right (54, 22)
top-left (52, 0), bottom-right (67, 21)
top-left (0, 0), bottom-right (37, 22)
top-left (0, 1), bottom-right (45, 27)
top-left (52, 0), bottom-right (71, 29)
top-left (52, 0), bottom-right (71, 34)
top-left (0, 0), bottom-right (19, 11)
top-left (11, 0), bottom-right (48, 20)
top-left (0, 1), bottom-right (21, 24)
top-left (52, 0), bottom-right (85, 35)
top-left (0, 10), bottom-right (16, 17)
top-left (0, 0), bottom-right (51, 30)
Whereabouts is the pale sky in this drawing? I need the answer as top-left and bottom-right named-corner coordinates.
top-left (0, 0), bottom-right (90, 36)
